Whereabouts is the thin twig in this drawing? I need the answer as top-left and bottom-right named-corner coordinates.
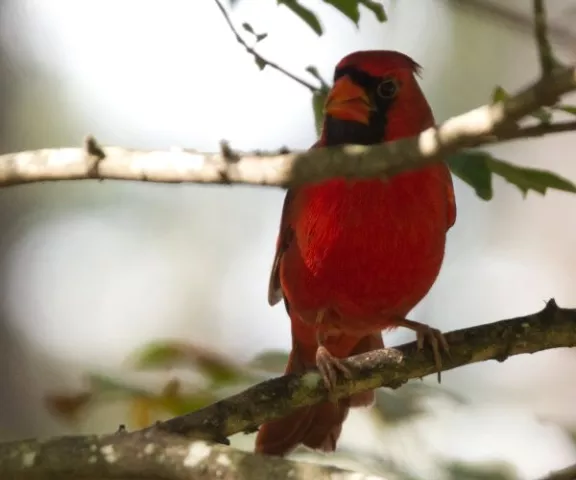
top-left (534, 0), bottom-right (557, 78)
top-left (479, 119), bottom-right (576, 146)
top-left (213, 0), bottom-right (320, 93)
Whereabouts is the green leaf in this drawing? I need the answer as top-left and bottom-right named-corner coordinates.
top-left (131, 342), bottom-right (188, 368)
top-left (448, 152), bottom-right (493, 200)
top-left (242, 22), bottom-right (254, 34)
top-left (88, 373), bottom-right (151, 397)
top-left (278, 0), bottom-right (323, 35)
top-left (131, 341), bottom-right (247, 387)
top-left (242, 23), bottom-right (268, 42)
top-left (448, 151), bottom-right (576, 200)
top-left (254, 56), bottom-right (267, 70)
top-left (312, 85), bottom-right (330, 136)
top-left (248, 350), bottom-right (290, 374)
top-left (491, 85), bottom-right (509, 103)
top-left (486, 157), bottom-right (576, 197)
top-left (321, 0), bottom-right (360, 24)
top-left (446, 461), bottom-right (516, 480)
top-left (556, 104), bottom-right (576, 116)
top-left (358, 0), bottom-right (387, 21)
top-left (155, 380), bottom-right (217, 416)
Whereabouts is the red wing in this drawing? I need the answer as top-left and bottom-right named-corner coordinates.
top-left (444, 166), bottom-right (457, 229)
top-left (267, 188), bottom-right (296, 305)
top-left (268, 141), bottom-right (322, 306)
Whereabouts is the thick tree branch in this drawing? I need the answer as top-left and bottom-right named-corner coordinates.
top-left (533, 0), bottom-right (557, 79)
top-left (0, 66), bottom-right (574, 190)
top-left (147, 299), bottom-right (576, 440)
top-left (538, 463), bottom-right (576, 480)
top-left (1, 299), bottom-right (575, 479)
top-left (0, 431), bottom-right (385, 480)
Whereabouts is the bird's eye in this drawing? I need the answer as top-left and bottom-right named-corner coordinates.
top-left (376, 78), bottom-right (399, 99)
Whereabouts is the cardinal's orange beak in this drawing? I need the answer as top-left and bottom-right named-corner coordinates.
top-left (324, 76), bottom-right (372, 125)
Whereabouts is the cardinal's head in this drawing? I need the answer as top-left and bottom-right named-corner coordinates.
top-left (322, 50), bottom-right (434, 145)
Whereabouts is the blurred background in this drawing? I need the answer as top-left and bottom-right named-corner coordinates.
top-left (0, 0), bottom-right (576, 479)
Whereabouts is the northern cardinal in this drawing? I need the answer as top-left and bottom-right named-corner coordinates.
top-left (255, 50), bottom-right (456, 456)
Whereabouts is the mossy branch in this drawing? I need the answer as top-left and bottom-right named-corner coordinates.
top-left (2, 299), bottom-right (576, 479)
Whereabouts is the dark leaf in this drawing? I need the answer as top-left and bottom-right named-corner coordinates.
top-left (242, 23), bottom-right (268, 42)
top-left (248, 350), bottom-right (290, 373)
top-left (312, 86), bottom-right (330, 136)
top-left (449, 151), bottom-right (576, 200)
top-left (278, 0), bottom-right (323, 35)
top-left (321, 0), bottom-right (360, 24)
top-left (242, 22), bottom-right (254, 34)
top-left (358, 0), bottom-right (387, 21)
top-left (487, 157), bottom-right (576, 197)
top-left (255, 56), bottom-right (267, 70)
top-left (448, 152), bottom-right (493, 200)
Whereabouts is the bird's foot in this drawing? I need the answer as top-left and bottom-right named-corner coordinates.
top-left (315, 345), bottom-right (353, 396)
top-left (396, 318), bottom-right (450, 383)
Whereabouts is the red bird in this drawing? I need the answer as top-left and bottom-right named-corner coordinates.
top-left (255, 50), bottom-right (456, 456)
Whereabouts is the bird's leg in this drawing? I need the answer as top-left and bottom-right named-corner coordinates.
top-left (395, 317), bottom-right (450, 383)
top-left (314, 310), bottom-right (353, 394)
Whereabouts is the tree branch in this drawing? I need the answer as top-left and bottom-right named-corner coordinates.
top-left (213, 0), bottom-right (320, 93)
top-left (483, 119), bottom-right (576, 144)
top-left (146, 298), bottom-right (576, 440)
top-left (0, 65), bottom-right (574, 190)
top-left (538, 463), bottom-right (576, 480)
top-left (1, 299), bottom-right (575, 479)
top-left (533, 0), bottom-right (557, 79)
top-left (0, 431), bottom-right (385, 480)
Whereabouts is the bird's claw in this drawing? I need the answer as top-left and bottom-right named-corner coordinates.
top-left (315, 345), bottom-right (353, 396)
top-left (398, 318), bottom-right (450, 383)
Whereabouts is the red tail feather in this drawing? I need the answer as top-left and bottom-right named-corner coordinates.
top-left (255, 333), bottom-right (383, 456)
